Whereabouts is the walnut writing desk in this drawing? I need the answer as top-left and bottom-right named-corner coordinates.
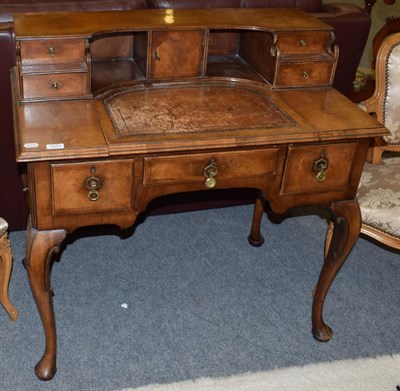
top-left (11, 8), bottom-right (388, 380)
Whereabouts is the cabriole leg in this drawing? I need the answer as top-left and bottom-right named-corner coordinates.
top-left (312, 199), bottom-right (361, 342)
top-left (25, 217), bottom-right (67, 380)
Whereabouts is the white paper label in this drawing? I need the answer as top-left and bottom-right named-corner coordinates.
top-left (46, 143), bottom-right (65, 150)
top-left (24, 143), bottom-right (39, 148)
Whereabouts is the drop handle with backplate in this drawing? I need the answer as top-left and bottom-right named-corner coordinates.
top-left (85, 176), bottom-right (101, 201)
top-left (204, 159), bottom-right (218, 189)
top-left (313, 152), bottom-right (329, 182)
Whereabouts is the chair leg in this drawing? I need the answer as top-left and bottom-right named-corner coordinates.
top-left (0, 228), bottom-right (19, 321)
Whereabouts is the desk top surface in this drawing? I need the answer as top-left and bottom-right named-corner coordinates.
top-left (13, 77), bottom-right (388, 162)
top-left (13, 8), bottom-right (331, 38)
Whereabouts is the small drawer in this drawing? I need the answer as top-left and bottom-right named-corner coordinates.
top-left (22, 72), bottom-right (88, 100)
top-left (51, 160), bottom-right (134, 215)
top-left (275, 60), bottom-right (334, 87)
top-left (280, 143), bottom-right (358, 196)
top-left (20, 39), bottom-right (86, 65)
top-left (143, 148), bottom-right (278, 187)
top-left (277, 32), bottom-right (331, 55)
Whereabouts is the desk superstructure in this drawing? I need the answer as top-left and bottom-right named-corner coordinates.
top-left (12, 8), bottom-right (388, 380)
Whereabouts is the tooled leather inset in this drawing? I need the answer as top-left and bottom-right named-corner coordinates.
top-left (104, 84), bottom-right (296, 137)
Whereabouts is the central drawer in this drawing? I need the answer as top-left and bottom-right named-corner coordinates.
top-left (143, 148), bottom-right (279, 187)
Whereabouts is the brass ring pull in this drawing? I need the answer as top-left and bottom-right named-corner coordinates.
top-left (313, 152), bottom-right (329, 183)
top-left (299, 39), bottom-right (307, 47)
top-left (48, 47), bottom-right (56, 55)
top-left (302, 71), bottom-right (310, 79)
top-left (51, 81), bottom-right (59, 90)
top-left (85, 175), bottom-right (101, 201)
top-left (204, 159), bottom-right (218, 189)
top-left (88, 189), bottom-right (100, 201)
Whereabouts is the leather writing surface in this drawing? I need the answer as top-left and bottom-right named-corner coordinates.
top-left (104, 84), bottom-right (296, 136)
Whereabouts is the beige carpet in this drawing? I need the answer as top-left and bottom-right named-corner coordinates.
top-left (117, 354), bottom-right (400, 391)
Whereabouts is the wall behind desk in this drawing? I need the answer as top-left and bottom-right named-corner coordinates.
top-left (324, 0), bottom-right (399, 69)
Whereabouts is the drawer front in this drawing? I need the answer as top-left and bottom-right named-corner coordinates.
top-left (280, 143), bottom-right (358, 196)
top-left (277, 32), bottom-right (331, 55)
top-left (20, 39), bottom-right (86, 65)
top-left (51, 160), bottom-right (134, 214)
top-left (144, 149), bottom-right (279, 187)
top-left (22, 72), bottom-right (88, 100)
top-left (275, 61), bottom-right (334, 87)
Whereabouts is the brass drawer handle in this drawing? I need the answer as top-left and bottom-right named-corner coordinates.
top-left (299, 39), bottom-right (308, 47)
top-left (85, 175), bottom-right (101, 201)
top-left (48, 47), bottom-right (56, 55)
top-left (313, 152), bottom-right (329, 182)
top-left (50, 81), bottom-right (59, 90)
top-left (302, 71), bottom-right (310, 79)
top-left (204, 159), bottom-right (218, 189)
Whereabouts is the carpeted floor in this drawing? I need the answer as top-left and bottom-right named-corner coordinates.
top-left (1, 204), bottom-right (399, 391)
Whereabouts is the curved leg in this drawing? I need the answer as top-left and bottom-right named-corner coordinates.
top-left (25, 217), bottom-right (67, 380)
top-left (248, 192), bottom-right (266, 247)
top-left (312, 199), bottom-right (361, 342)
top-left (0, 227), bottom-right (19, 321)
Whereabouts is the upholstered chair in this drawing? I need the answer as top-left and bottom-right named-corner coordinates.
top-left (0, 217), bottom-right (18, 320)
top-left (357, 32), bottom-right (400, 250)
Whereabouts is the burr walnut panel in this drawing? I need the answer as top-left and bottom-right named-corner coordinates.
top-left (51, 159), bottom-right (134, 214)
top-left (150, 29), bottom-right (206, 79)
top-left (277, 32), bottom-right (332, 55)
top-left (143, 148), bottom-right (279, 187)
top-left (280, 142), bottom-right (359, 196)
top-left (19, 39), bottom-right (86, 65)
top-left (22, 73), bottom-right (88, 100)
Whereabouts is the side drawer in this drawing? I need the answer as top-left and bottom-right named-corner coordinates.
top-left (277, 32), bottom-right (331, 55)
top-left (20, 39), bottom-right (86, 65)
top-left (143, 148), bottom-right (278, 187)
top-left (51, 160), bottom-right (134, 215)
top-left (275, 60), bottom-right (334, 87)
top-left (22, 72), bottom-right (88, 100)
top-left (280, 143), bottom-right (358, 196)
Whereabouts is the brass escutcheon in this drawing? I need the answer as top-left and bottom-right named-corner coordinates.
top-left (299, 39), bottom-right (307, 47)
top-left (302, 71), bottom-right (310, 79)
top-left (153, 51), bottom-right (161, 61)
top-left (204, 159), bottom-right (218, 189)
top-left (48, 47), bottom-right (56, 55)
